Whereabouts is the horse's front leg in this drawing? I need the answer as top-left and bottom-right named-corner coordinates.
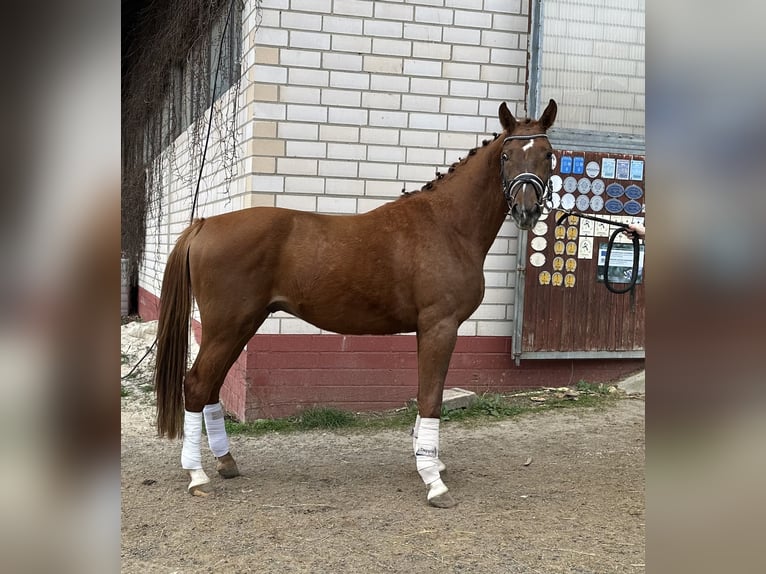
top-left (414, 319), bottom-right (458, 508)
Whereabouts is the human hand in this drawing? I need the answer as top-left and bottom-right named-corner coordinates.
top-left (625, 222), bottom-right (645, 239)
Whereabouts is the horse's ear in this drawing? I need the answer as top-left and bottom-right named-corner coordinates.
top-left (498, 102), bottom-right (516, 133)
top-left (539, 99), bottom-right (557, 130)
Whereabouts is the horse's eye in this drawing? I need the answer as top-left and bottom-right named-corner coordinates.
top-left (545, 152), bottom-right (553, 159)
top-left (501, 153), bottom-right (508, 161)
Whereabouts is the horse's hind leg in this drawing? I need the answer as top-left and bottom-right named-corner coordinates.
top-left (203, 403), bottom-right (238, 479)
top-left (203, 329), bottom-right (260, 480)
top-left (182, 316), bottom-right (263, 496)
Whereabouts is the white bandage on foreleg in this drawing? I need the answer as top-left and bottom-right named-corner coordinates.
top-left (181, 410), bottom-right (203, 470)
top-left (203, 402), bottom-right (230, 457)
top-left (411, 414), bottom-right (422, 455)
top-left (415, 417), bottom-right (442, 487)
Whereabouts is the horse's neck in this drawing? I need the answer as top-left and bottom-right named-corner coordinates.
top-left (435, 141), bottom-right (507, 254)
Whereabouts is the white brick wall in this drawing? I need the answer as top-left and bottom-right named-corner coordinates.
top-left (540, 0), bottom-right (645, 135)
top-left (142, 0), bottom-right (637, 338)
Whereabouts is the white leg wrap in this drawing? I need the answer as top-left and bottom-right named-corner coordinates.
top-left (415, 418), bottom-right (444, 488)
top-left (181, 410), bottom-right (203, 470)
top-left (412, 414), bottom-right (446, 472)
top-left (427, 478), bottom-right (449, 501)
top-left (203, 402), bottom-right (230, 457)
top-left (412, 414), bottom-right (422, 455)
top-left (188, 468), bottom-right (211, 489)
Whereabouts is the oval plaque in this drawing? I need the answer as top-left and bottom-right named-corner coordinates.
top-left (606, 183), bottom-right (625, 198)
top-left (605, 198), bottom-right (624, 213)
top-left (623, 200), bottom-right (642, 215)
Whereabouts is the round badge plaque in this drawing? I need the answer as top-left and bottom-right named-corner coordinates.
top-left (530, 236), bottom-right (547, 251)
top-left (561, 193), bottom-right (576, 210)
top-left (530, 252), bottom-right (545, 267)
top-left (591, 179), bottom-right (605, 195)
top-left (577, 178), bottom-right (591, 194)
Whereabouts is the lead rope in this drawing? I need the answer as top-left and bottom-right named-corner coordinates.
top-left (555, 209), bottom-right (641, 301)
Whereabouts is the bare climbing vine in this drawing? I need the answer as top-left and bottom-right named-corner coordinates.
top-left (122, 0), bottom-right (257, 311)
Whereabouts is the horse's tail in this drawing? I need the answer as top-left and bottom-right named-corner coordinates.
top-left (155, 218), bottom-right (205, 439)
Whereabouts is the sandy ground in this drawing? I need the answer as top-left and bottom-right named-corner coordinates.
top-left (121, 355), bottom-right (644, 573)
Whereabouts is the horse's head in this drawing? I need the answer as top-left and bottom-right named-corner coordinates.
top-left (498, 99), bottom-right (557, 230)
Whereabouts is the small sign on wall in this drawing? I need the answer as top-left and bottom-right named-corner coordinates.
top-left (596, 243), bottom-right (645, 285)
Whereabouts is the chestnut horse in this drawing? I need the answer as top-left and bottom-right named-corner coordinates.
top-left (155, 100), bottom-right (557, 507)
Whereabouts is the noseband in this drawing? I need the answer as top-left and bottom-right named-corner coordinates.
top-left (500, 133), bottom-right (552, 213)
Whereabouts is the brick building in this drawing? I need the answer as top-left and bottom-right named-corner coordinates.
top-left (136, 0), bottom-right (645, 420)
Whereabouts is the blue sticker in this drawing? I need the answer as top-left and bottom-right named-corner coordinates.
top-left (606, 183), bottom-right (625, 198)
top-left (624, 200), bottom-right (642, 215)
top-left (560, 156), bottom-right (572, 174)
top-left (630, 160), bottom-right (644, 181)
top-left (605, 198), bottom-right (624, 213)
top-left (572, 156), bottom-right (585, 174)
top-left (601, 158), bottom-right (616, 179)
top-left (616, 159), bottom-right (631, 180)
top-left (625, 185), bottom-right (644, 200)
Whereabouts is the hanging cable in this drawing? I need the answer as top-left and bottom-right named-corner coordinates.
top-left (190, 0), bottom-right (236, 224)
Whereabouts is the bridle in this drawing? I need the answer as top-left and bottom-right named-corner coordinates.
top-left (500, 133), bottom-right (553, 214)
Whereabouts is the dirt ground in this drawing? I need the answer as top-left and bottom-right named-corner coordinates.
top-left (121, 381), bottom-right (644, 573)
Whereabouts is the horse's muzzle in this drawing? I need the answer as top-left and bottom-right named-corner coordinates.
top-left (511, 204), bottom-right (541, 230)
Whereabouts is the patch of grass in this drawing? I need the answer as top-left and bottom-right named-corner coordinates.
top-left (121, 385), bottom-right (131, 397)
top-left (224, 383), bottom-right (620, 437)
top-left (298, 406), bottom-right (356, 429)
top-left (445, 393), bottom-right (525, 421)
top-left (121, 352), bottom-right (130, 365)
top-left (226, 406), bottom-right (357, 436)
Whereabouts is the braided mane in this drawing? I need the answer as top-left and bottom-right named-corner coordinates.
top-left (399, 132), bottom-right (503, 198)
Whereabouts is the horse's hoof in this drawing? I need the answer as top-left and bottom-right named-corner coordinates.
top-left (216, 453), bottom-right (240, 479)
top-left (189, 482), bottom-right (213, 497)
top-left (188, 468), bottom-right (212, 496)
top-left (428, 491), bottom-right (457, 508)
